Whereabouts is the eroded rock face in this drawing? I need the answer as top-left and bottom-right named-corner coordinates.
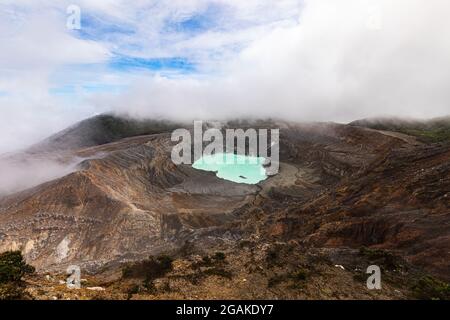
top-left (0, 127), bottom-right (263, 271)
top-left (251, 142), bottom-right (450, 280)
top-left (0, 115), bottom-right (448, 284)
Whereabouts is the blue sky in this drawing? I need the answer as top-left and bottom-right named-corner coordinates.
top-left (36, 1), bottom-right (303, 100)
top-left (0, 0), bottom-right (305, 151)
top-left (1, 0), bottom-right (449, 153)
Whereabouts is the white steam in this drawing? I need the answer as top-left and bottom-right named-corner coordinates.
top-left (101, 0), bottom-right (450, 122)
top-left (0, 156), bottom-right (80, 196)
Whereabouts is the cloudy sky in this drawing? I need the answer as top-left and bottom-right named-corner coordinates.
top-left (0, 0), bottom-right (449, 153)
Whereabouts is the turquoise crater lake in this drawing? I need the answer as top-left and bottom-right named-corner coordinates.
top-left (192, 153), bottom-right (268, 184)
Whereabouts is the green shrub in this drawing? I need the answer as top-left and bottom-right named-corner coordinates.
top-left (359, 247), bottom-right (400, 270)
top-left (126, 284), bottom-right (140, 297)
top-left (412, 276), bottom-right (450, 300)
top-left (0, 251), bottom-right (35, 284)
top-left (291, 268), bottom-right (308, 281)
top-left (267, 269), bottom-right (308, 288)
top-left (213, 252), bottom-right (226, 261)
top-left (201, 255), bottom-right (213, 267)
top-left (353, 271), bottom-right (367, 283)
top-left (193, 252), bottom-right (228, 269)
top-left (121, 255), bottom-right (174, 293)
top-left (265, 249), bottom-right (280, 267)
top-left (0, 251), bottom-right (34, 300)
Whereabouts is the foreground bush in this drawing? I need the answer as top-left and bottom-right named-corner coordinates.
top-left (122, 255), bottom-right (174, 292)
top-left (412, 276), bottom-right (450, 300)
top-left (0, 251), bottom-right (35, 284)
top-left (0, 251), bottom-right (35, 300)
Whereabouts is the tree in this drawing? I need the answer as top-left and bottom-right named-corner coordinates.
top-left (0, 251), bottom-right (35, 300)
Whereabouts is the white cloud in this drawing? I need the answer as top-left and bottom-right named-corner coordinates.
top-left (0, 2), bottom-right (110, 153)
top-left (0, 155), bottom-right (79, 195)
top-left (106, 0), bottom-right (450, 122)
top-left (0, 0), bottom-right (449, 154)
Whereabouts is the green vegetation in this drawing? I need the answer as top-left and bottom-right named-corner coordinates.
top-left (350, 116), bottom-right (450, 143)
top-left (122, 255), bottom-right (174, 293)
top-left (0, 251), bottom-right (35, 283)
top-left (122, 252), bottom-right (232, 292)
top-left (213, 251), bottom-right (226, 261)
top-left (268, 268), bottom-right (309, 288)
top-left (353, 271), bottom-right (367, 283)
top-left (411, 276), bottom-right (450, 300)
top-left (265, 243), bottom-right (301, 272)
top-left (122, 255), bottom-right (173, 279)
top-left (354, 247), bottom-right (403, 284)
top-left (0, 251), bottom-right (35, 300)
top-left (359, 246), bottom-right (390, 259)
top-left (125, 284), bottom-right (141, 299)
top-left (193, 252), bottom-right (228, 269)
top-left (291, 268), bottom-right (308, 281)
top-left (358, 247), bottom-right (402, 271)
top-left (182, 252), bottom-right (233, 284)
top-left (265, 248), bottom-right (280, 267)
top-left (399, 127), bottom-right (450, 143)
top-left (99, 115), bottom-right (181, 140)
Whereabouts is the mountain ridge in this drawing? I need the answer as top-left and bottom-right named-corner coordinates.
top-left (0, 114), bottom-right (448, 299)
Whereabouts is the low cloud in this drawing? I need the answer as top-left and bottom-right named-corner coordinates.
top-left (1, 0), bottom-right (450, 154)
top-left (102, 0), bottom-right (450, 123)
top-left (0, 156), bottom-right (80, 196)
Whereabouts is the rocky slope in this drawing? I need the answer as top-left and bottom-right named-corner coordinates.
top-left (0, 115), bottom-right (448, 299)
